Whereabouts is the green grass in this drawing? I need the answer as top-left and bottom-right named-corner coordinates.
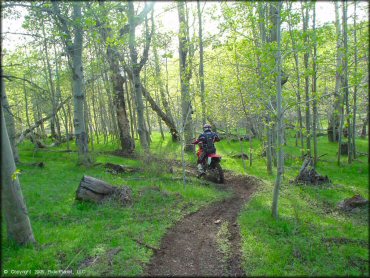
top-left (214, 133), bottom-right (369, 276)
top-left (2, 137), bottom-right (228, 277)
top-left (2, 131), bottom-right (368, 276)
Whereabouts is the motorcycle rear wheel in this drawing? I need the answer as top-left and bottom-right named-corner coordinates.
top-left (214, 162), bottom-right (224, 184)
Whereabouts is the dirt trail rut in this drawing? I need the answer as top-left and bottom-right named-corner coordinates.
top-left (146, 173), bottom-right (258, 277)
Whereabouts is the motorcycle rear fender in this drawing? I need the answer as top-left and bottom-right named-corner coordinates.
top-left (207, 155), bottom-right (221, 165)
top-left (207, 154), bottom-right (222, 158)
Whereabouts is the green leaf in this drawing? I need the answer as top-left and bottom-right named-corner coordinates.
top-left (11, 169), bottom-right (21, 181)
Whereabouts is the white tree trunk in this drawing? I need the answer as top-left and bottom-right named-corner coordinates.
top-left (128, 1), bottom-right (150, 150)
top-left (1, 72), bottom-right (19, 163)
top-left (72, 2), bottom-right (90, 165)
top-left (1, 93), bottom-right (36, 245)
top-left (178, 1), bottom-right (194, 153)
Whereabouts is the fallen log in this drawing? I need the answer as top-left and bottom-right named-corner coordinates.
top-left (29, 135), bottom-right (47, 148)
top-left (76, 176), bottom-right (132, 206)
top-left (294, 156), bottom-right (330, 185)
top-left (104, 163), bottom-right (140, 174)
top-left (59, 134), bottom-right (74, 143)
top-left (231, 153), bottom-right (249, 160)
top-left (16, 96), bottom-right (71, 145)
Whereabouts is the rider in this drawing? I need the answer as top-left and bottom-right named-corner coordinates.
top-left (192, 124), bottom-right (220, 175)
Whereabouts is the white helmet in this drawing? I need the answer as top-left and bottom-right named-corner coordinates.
top-left (203, 124), bottom-right (211, 131)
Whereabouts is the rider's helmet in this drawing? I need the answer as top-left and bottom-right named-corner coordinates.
top-left (203, 124), bottom-right (212, 132)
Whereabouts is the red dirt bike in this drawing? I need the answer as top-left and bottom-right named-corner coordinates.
top-left (192, 140), bottom-right (224, 184)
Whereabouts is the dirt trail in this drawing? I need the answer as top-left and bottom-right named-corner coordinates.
top-left (146, 172), bottom-right (258, 277)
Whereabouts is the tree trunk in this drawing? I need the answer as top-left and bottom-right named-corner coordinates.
top-left (71, 3), bottom-right (91, 165)
top-left (53, 43), bottom-right (64, 143)
top-left (84, 96), bottom-right (94, 151)
top-left (288, 3), bottom-right (304, 157)
top-left (302, 3), bottom-right (311, 157)
top-left (197, 0), bottom-right (206, 125)
top-left (129, 80), bottom-right (138, 139)
top-left (2, 72), bottom-right (20, 163)
top-left (97, 1), bottom-right (135, 153)
top-left (128, 2), bottom-right (150, 150)
top-left (152, 25), bottom-right (177, 141)
top-left (143, 69), bottom-right (152, 138)
top-left (113, 68), bottom-right (135, 152)
top-left (51, 1), bottom-right (91, 165)
top-left (41, 20), bottom-right (60, 142)
top-left (337, 94), bottom-right (345, 166)
top-left (255, 3), bottom-right (273, 174)
top-left (352, 2), bottom-right (358, 158)
top-left (361, 113), bottom-right (368, 138)
top-left (342, 0), bottom-right (352, 164)
top-left (67, 100), bottom-right (73, 138)
top-left (102, 69), bottom-right (118, 140)
top-left (249, 129), bottom-right (253, 167)
top-left (97, 80), bottom-right (109, 144)
top-left (31, 94), bottom-right (42, 137)
top-left (312, 2), bottom-right (318, 168)
top-left (178, 1), bottom-right (194, 152)
top-left (272, 1), bottom-right (283, 220)
top-left (155, 89), bottom-right (165, 140)
top-left (329, 1), bottom-right (343, 142)
top-left (23, 76), bottom-right (31, 128)
top-left (90, 82), bottom-right (100, 145)
top-left (266, 119), bottom-right (273, 175)
top-left (1, 89), bottom-right (36, 245)
top-left (123, 71), bottom-right (136, 142)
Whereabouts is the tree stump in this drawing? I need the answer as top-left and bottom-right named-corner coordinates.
top-left (338, 195), bottom-right (369, 212)
top-left (294, 157), bottom-right (330, 185)
top-left (76, 176), bottom-right (132, 206)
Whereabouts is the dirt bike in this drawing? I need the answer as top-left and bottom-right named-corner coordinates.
top-left (192, 140), bottom-right (224, 184)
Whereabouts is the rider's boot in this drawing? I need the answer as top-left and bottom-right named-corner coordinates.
top-left (197, 163), bottom-right (205, 178)
top-left (197, 163), bottom-right (205, 177)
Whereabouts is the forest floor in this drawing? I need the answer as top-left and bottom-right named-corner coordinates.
top-left (146, 171), bottom-right (260, 276)
top-left (3, 134), bottom-right (368, 276)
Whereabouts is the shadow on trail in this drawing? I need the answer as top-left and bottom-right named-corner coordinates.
top-left (145, 171), bottom-right (260, 277)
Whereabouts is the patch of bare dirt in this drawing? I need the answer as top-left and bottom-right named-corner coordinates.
top-left (145, 172), bottom-right (260, 277)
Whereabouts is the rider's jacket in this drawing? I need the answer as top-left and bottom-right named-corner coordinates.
top-left (195, 131), bottom-right (220, 154)
top-left (197, 131), bottom-right (220, 145)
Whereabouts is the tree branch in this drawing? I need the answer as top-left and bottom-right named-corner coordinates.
top-left (16, 96), bottom-right (71, 144)
top-left (51, 2), bottom-right (74, 56)
top-left (2, 31), bottom-right (43, 38)
top-left (2, 74), bottom-right (49, 94)
top-left (119, 1), bottom-right (154, 38)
